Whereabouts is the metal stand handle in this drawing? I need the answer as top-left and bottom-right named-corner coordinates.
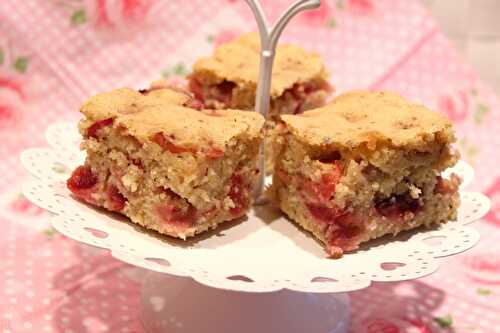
top-left (245, 0), bottom-right (321, 202)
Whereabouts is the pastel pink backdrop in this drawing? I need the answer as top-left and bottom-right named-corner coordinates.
top-left (1, 0), bottom-right (500, 332)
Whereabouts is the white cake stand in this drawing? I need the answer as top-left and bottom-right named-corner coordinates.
top-left (19, 1), bottom-right (492, 331)
top-left (139, 272), bottom-right (351, 333)
top-left (21, 122), bottom-right (489, 332)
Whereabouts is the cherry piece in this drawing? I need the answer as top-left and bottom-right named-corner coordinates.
top-left (152, 133), bottom-right (193, 154)
top-left (106, 183), bottom-right (127, 212)
top-left (228, 173), bottom-right (249, 216)
top-left (67, 166), bottom-right (98, 193)
top-left (87, 118), bottom-right (113, 138)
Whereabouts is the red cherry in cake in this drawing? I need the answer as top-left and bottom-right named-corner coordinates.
top-left (375, 194), bottom-right (422, 219)
top-left (152, 133), bottom-right (193, 154)
top-left (318, 152), bottom-right (341, 164)
top-left (214, 81), bottom-right (236, 104)
top-left (290, 83), bottom-right (305, 99)
top-left (205, 145), bottom-right (224, 159)
top-left (202, 206), bottom-right (218, 219)
top-left (188, 78), bottom-right (204, 101)
top-left (106, 183), bottom-right (127, 212)
top-left (228, 173), bottom-right (249, 216)
top-left (303, 82), bottom-right (319, 94)
top-left (183, 98), bottom-right (204, 111)
top-left (305, 203), bottom-right (342, 225)
top-left (67, 165), bottom-right (98, 193)
top-left (325, 212), bottom-right (366, 253)
top-left (434, 174), bottom-right (460, 194)
top-left (131, 158), bottom-right (144, 169)
top-left (300, 162), bottom-right (344, 227)
top-left (87, 118), bottom-right (113, 138)
top-left (302, 162), bottom-right (342, 203)
top-left (157, 203), bottom-right (197, 227)
top-left (290, 84), bottom-right (306, 114)
top-left (289, 82), bottom-right (322, 114)
top-left (293, 100), bottom-right (304, 115)
top-left (155, 187), bottom-right (197, 228)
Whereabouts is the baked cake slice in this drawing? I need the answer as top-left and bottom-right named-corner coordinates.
top-left (67, 87), bottom-right (264, 239)
top-left (188, 33), bottom-right (332, 118)
top-left (189, 32), bottom-right (332, 171)
top-left (271, 91), bottom-right (461, 257)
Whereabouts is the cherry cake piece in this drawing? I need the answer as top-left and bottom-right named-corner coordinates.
top-left (67, 87), bottom-right (264, 239)
top-left (188, 32), bottom-right (332, 171)
top-left (270, 91), bottom-right (461, 258)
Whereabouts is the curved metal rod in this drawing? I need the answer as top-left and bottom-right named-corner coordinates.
top-left (243, 0), bottom-right (321, 203)
top-left (269, 0), bottom-right (320, 51)
top-left (244, 0), bottom-right (270, 45)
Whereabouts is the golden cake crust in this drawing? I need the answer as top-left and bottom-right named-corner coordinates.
top-left (192, 32), bottom-right (328, 97)
top-left (281, 91), bottom-right (455, 150)
top-left (80, 87), bottom-right (265, 148)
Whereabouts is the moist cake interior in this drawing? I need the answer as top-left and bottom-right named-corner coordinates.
top-left (67, 87), bottom-right (264, 239)
top-left (271, 91), bottom-right (461, 257)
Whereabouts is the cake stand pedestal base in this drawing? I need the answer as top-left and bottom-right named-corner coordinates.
top-left (139, 272), bottom-right (351, 333)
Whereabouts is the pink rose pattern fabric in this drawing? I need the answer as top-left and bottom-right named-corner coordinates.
top-left (0, 41), bottom-right (31, 133)
top-left (1, 0), bottom-right (500, 332)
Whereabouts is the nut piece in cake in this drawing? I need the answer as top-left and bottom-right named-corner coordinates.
top-left (271, 91), bottom-right (461, 257)
top-left (67, 87), bottom-right (265, 239)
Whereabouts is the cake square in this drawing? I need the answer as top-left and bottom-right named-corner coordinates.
top-left (67, 86), bottom-right (265, 239)
top-left (188, 33), bottom-right (332, 119)
top-left (271, 91), bottom-right (461, 257)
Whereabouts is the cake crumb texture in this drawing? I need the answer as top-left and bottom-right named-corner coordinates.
top-left (80, 87), bottom-right (265, 149)
top-left (192, 32), bottom-right (328, 98)
top-left (281, 91), bottom-right (455, 150)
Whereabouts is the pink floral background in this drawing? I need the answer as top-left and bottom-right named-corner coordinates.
top-left (1, 0), bottom-right (500, 332)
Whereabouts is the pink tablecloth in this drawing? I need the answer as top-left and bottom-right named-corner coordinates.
top-left (1, 0), bottom-right (500, 332)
